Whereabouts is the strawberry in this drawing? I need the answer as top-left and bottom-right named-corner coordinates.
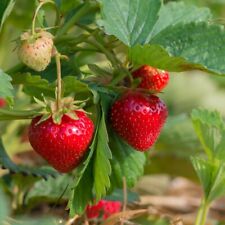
top-left (0, 98), bottom-right (6, 107)
top-left (86, 200), bottom-right (121, 220)
top-left (18, 30), bottom-right (54, 71)
top-left (110, 92), bottom-right (168, 151)
top-left (28, 111), bottom-right (94, 173)
top-left (132, 65), bottom-right (169, 92)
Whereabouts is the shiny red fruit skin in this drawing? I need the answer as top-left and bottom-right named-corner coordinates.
top-left (86, 200), bottom-right (121, 220)
top-left (110, 92), bottom-right (168, 151)
top-left (28, 111), bottom-right (94, 173)
top-left (132, 65), bottom-right (169, 92)
top-left (0, 98), bottom-right (6, 107)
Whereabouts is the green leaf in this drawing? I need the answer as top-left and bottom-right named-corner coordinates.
top-left (26, 174), bottom-right (72, 206)
top-left (69, 161), bottom-right (94, 216)
top-left (0, 0), bottom-right (15, 31)
top-left (151, 2), bottom-right (211, 37)
top-left (11, 73), bottom-right (55, 99)
top-left (63, 76), bottom-right (91, 96)
top-left (131, 22), bottom-right (225, 75)
top-left (191, 157), bottom-right (225, 202)
top-left (68, 126), bottom-right (99, 215)
top-left (0, 188), bottom-right (9, 222)
top-left (99, 0), bottom-right (161, 46)
top-left (191, 108), bottom-right (224, 159)
top-left (0, 139), bottom-right (57, 180)
top-left (0, 69), bottom-right (13, 98)
top-left (0, 108), bottom-right (42, 121)
top-left (150, 22), bottom-right (225, 75)
top-left (109, 131), bottom-right (146, 188)
top-left (69, 93), bottom-right (114, 215)
top-left (93, 95), bottom-right (112, 201)
top-left (130, 44), bottom-right (203, 72)
top-left (207, 162), bottom-right (225, 202)
top-left (191, 157), bottom-right (214, 198)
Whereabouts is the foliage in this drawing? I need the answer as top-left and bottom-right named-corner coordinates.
top-left (0, 0), bottom-right (225, 222)
top-left (191, 109), bottom-right (225, 224)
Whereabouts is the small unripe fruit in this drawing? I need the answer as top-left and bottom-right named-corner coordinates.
top-left (18, 30), bottom-right (54, 71)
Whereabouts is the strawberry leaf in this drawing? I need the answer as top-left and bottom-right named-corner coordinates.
top-left (191, 109), bottom-right (224, 159)
top-left (11, 73), bottom-right (55, 99)
top-left (0, 139), bottom-right (57, 180)
top-left (69, 158), bottom-right (94, 216)
top-left (69, 93), bottom-right (113, 215)
top-left (0, 69), bottom-right (13, 99)
top-left (99, 0), bottom-right (161, 46)
top-left (109, 131), bottom-right (146, 188)
top-left (191, 157), bottom-right (225, 202)
top-left (0, 0), bottom-right (15, 31)
top-left (93, 94), bottom-right (112, 201)
top-left (63, 76), bottom-right (91, 97)
top-left (0, 108), bottom-right (42, 121)
top-left (151, 2), bottom-right (211, 38)
top-left (131, 22), bottom-right (225, 75)
top-left (191, 157), bottom-right (214, 199)
top-left (68, 122), bottom-right (99, 216)
top-left (26, 174), bottom-right (72, 206)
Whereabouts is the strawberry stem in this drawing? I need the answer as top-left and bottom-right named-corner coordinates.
top-left (31, 0), bottom-right (56, 36)
top-left (55, 51), bottom-right (62, 111)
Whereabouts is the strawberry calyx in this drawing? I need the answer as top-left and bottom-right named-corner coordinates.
top-left (20, 28), bottom-right (54, 44)
top-left (34, 96), bottom-right (89, 125)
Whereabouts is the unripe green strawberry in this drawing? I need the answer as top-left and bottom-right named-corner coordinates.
top-left (18, 30), bottom-right (54, 71)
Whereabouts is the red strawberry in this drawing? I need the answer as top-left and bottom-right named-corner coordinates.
top-left (86, 200), bottom-right (121, 220)
top-left (28, 111), bottom-right (94, 173)
top-left (0, 98), bottom-right (6, 107)
top-left (132, 65), bottom-right (169, 92)
top-left (110, 92), bottom-right (168, 151)
top-left (18, 30), bottom-right (54, 71)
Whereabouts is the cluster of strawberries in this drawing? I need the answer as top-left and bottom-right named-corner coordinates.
top-left (27, 65), bottom-right (169, 172)
top-left (86, 200), bottom-right (122, 220)
top-left (0, 28), bottom-right (170, 221)
top-left (111, 65), bottom-right (169, 151)
top-left (0, 29), bottom-right (169, 174)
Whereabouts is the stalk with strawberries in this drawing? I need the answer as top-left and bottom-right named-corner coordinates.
top-left (0, 0), bottom-right (225, 224)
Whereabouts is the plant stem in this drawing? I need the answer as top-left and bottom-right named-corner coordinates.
top-left (195, 199), bottom-right (210, 225)
top-left (86, 39), bottom-right (120, 69)
top-left (55, 2), bottom-right (99, 37)
top-left (85, 33), bottom-right (133, 85)
top-left (32, 0), bottom-right (55, 36)
top-left (55, 51), bottom-right (62, 111)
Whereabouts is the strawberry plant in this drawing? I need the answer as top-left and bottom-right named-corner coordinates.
top-left (191, 109), bottom-right (225, 225)
top-left (0, 0), bottom-right (225, 224)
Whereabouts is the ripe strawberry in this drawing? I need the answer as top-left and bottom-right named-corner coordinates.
top-left (86, 200), bottom-right (121, 220)
top-left (110, 92), bottom-right (168, 151)
top-left (18, 30), bottom-right (54, 71)
top-left (0, 98), bottom-right (6, 107)
top-left (132, 65), bottom-right (169, 92)
top-left (28, 111), bottom-right (94, 173)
